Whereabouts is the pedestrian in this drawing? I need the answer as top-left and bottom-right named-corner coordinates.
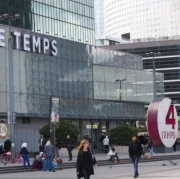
top-left (53, 156), bottom-right (59, 169)
top-left (77, 141), bottom-right (80, 147)
top-left (4, 137), bottom-right (11, 152)
top-left (107, 147), bottom-right (121, 163)
top-left (109, 137), bottom-right (115, 148)
top-left (173, 140), bottom-right (178, 152)
top-left (129, 135), bottom-right (142, 178)
top-left (0, 145), bottom-right (5, 155)
top-left (147, 136), bottom-right (154, 158)
top-left (103, 136), bottom-right (109, 153)
top-left (141, 144), bottom-right (151, 159)
top-left (20, 143), bottom-right (31, 170)
top-left (99, 133), bottom-right (105, 149)
top-left (31, 152), bottom-right (44, 170)
top-left (38, 135), bottom-right (46, 152)
top-left (55, 138), bottom-right (61, 157)
top-left (143, 133), bottom-right (148, 145)
top-left (43, 140), bottom-right (55, 172)
top-left (76, 139), bottom-right (97, 179)
top-left (66, 135), bottom-right (74, 161)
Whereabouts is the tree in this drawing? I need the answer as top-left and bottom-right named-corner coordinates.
top-left (39, 119), bottom-right (79, 147)
top-left (109, 125), bottom-right (138, 146)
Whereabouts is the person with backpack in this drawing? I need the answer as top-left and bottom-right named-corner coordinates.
top-left (147, 136), bottom-right (154, 158)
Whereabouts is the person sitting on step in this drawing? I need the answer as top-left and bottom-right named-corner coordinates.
top-left (107, 147), bottom-right (121, 163)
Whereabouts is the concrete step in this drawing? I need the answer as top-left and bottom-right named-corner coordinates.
top-left (0, 154), bottom-right (180, 174)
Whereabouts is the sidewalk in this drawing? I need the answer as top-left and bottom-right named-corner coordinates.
top-left (0, 151), bottom-right (180, 168)
top-left (1, 160), bottom-right (180, 179)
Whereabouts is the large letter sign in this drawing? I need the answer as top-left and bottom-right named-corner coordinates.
top-left (147, 98), bottom-right (178, 148)
top-left (0, 28), bottom-right (58, 56)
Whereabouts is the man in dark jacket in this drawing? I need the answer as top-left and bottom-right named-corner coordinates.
top-left (109, 137), bottom-right (115, 148)
top-left (4, 137), bottom-right (11, 152)
top-left (38, 135), bottom-right (46, 152)
top-left (55, 138), bottom-right (61, 157)
top-left (99, 133), bottom-right (105, 149)
top-left (129, 136), bottom-right (142, 178)
top-left (66, 135), bottom-right (74, 161)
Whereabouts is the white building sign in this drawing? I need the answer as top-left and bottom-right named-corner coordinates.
top-left (0, 28), bottom-right (58, 56)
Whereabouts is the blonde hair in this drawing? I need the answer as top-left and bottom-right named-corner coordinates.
top-left (46, 140), bottom-right (51, 146)
top-left (78, 139), bottom-right (88, 154)
top-left (54, 155), bottom-right (58, 162)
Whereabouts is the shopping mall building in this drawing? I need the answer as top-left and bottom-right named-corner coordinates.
top-left (0, 0), bottom-right (164, 152)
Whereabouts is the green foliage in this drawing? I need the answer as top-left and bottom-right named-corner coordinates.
top-left (39, 119), bottom-right (79, 147)
top-left (109, 125), bottom-right (138, 146)
top-left (39, 124), bottom-right (50, 140)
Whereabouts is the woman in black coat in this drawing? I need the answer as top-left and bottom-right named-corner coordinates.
top-left (76, 139), bottom-right (97, 179)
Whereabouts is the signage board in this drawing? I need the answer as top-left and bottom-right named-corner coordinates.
top-left (93, 124), bottom-right (98, 129)
top-left (147, 98), bottom-right (178, 148)
top-left (86, 124), bottom-right (98, 129)
top-left (0, 28), bottom-right (58, 56)
top-left (0, 123), bottom-right (8, 138)
top-left (86, 125), bottom-right (91, 129)
top-left (50, 96), bottom-right (60, 129)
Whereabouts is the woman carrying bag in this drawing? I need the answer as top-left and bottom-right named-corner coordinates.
top-left (76, 139), bottom-right (97, 179)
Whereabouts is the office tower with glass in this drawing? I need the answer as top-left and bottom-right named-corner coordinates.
top-left (0, 0), bottom-right (95, 45)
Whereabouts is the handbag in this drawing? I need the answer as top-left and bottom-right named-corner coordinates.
top-left (89, 148), bottom-right (95, 163)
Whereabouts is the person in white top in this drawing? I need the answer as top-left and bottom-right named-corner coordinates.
top-left (103, 136), bottom-right (109, 153)
top-left (107, 147), bottom-right (120, 162)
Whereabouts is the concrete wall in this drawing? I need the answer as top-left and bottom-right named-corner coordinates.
top-left (114, 146), bottom-right (129, 154)
top-left (59, 148), bottom-right (78, 157)
top-left (109, 121), bottom-right (118, 129)
top-left (15, 118), bottom-right (49, 152)
top-left (58, 146), bottom-right (129, 157)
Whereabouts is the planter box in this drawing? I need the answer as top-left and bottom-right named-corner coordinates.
top-left (59, 148), bottom-right (78, 157)
top-left (113, 146), bottom-right (129, 154)
top-left (58, 146), bottom-right (129, 157)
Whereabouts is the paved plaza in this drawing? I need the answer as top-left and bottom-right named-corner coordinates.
top-left (0, 160), bottom-right (180, 179)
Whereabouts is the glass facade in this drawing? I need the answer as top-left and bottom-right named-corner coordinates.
top-left (119, 43), bottom-right (180, 114)
top-left (0, 0), bottom-right (95, 45)
top-left (0, 24), bottom-right (161, 121)
top-left (93, 65), bottom-right (164, 102)
top-left (94, 0), bottom-right (105, 39)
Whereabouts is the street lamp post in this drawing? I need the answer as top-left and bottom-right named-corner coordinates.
top-left (146, 52), bottom-right (161, 99)
top-left (0, 14), bottom-right (21, 156)
top-left (115, 78), bottom-right (126, 100)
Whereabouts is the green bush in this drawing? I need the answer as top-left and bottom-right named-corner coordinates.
top-left (109, 125), bottom-right (138, 146)
top-left (39, 119), bottom-right (79, 147)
